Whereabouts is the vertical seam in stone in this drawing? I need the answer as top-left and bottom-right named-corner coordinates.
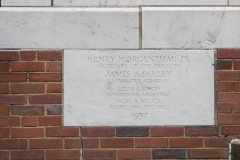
top-left (183, 127), bottom-right (186, 137)
top-left (214, 49), bottom-right (218, 128)
top-left (139, 6), bottom-right (142, 49)
top-left (167, 138), bottom-right (170, 148)
top-left (44, 83), bottom-right (47, 94)
top-left (80, 127), bottom-right (83, 160)
top-left (51, 0), bottom-right (54, 7)
top-left (9, 83), bottom-right (11, 95)
top-left (62, 49), bottom-right (64, 126)
top-left (27, 138), bottom-right (30, 149)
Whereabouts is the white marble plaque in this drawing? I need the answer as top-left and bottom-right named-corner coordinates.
top-left (0, 8), bottom-right (139, 49)
top-left (64, 50), bottom-right (215, 126)
top-left (142, 7), bottom-right (240, 49)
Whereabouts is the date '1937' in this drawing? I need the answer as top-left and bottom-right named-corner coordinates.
top-left (131, 113), bottom-right (148, 120)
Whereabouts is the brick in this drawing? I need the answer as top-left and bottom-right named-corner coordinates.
top-left (0, 117), bottom-right (20, 127)
top-left (186, 127), bottom-right (218, 136)
top-left (101, 138), bottom-right (134, 148)
top-left (188, 149), bottom-right (221, 159)
top-left (0, 62), bottom-right (9, 72)
top-left (221, 148), bottom-right (228, 159)
top-left (0, 51), bottom-right (19, 61)
top-left (29, 73), bottom-right (62, 82)
top-left (170, 138), bottom-right (203, 148)
top-left (11, 105), bottom-right (44, 115)
top-left (38, 116), bottom-right (62, 126)
top-left (217, 82), bottom-right (233, 92)
top-left (217, 103), bottom-right (233, 113)
top-left (11, 128), bottom-right (44, 138)
top-left (205, 138), bottom-right (228, 147)
top-left (116, 127), bottom-right (149, 137)
top-left (65, 139), bottom-right (82, 149)
top-left (11, 62), bottom-right (45, 72)
top-left (152, 149), bottom-right (186, 159)
top-left (11, 83), bottom-right (45, 94)
top-left (37, 50), bottom-right (62, 61)
top-left (30, 139), bottom-right (63, 149)
top-left (83, 150), bottom-right (116, 159)
top-left (65, 138), bottom-right (99, 148)
top-left (0, 151), bottom-right (9, 160)
top-left (151, 127), bottom-right (184, 137)
top-left (218, 114), bottom-right (240, 124)
top-left (0, 84), bottom-right (9, 94)
top-left (135, 138), bottom-right (168, 148)
top-left (47, 83), bottom-right (62, 93)
top-left (46, 62), bottom-right (62, 72)
top-left (21, 50), bottom-right (36, 61)
top-left (0, 95), bottom-right (27, 104)
top-left (234, 60), bottom-right (240, 70)
top-left (81, 127), bottom-right (115, 137)
top-left (218, 49), bottom-right (240, 59)
top-left (217, 71), bottom-right (240, 81)
top-left (0, 104), bottom-right (9, 115)
top-left (118, 149), bottom-right (151, 159)
top-left (11, 150), bottom-right (44, 160)
top-left (29, 94), bottom-right (62, 104)
top-left (83, 138), bottom-right (99, 148)
top-left (217, 60), bottom-right (232, 70)
top-left (0, 139), bottom-right (27, 149)
top-left (234, 103), bottom-right (240, 113)
top-left (21, 117), bottom-right (38, 127)
top-left (47, 106), bottom-right (62, 115)
top-left (0, 128), bottom-right (9, 138)
top-left (46, 150), bottom-right (80, 160)
top-left (46, 127), bottom-right (79, 137)
top-left (218, 93), bottom-right (240, 102)
top-left (0, 73), bottom-right (27, 82)
top-left (222, 126), bottom-right (240, 135)
top-left (235, 82), bottom-right (240, 92)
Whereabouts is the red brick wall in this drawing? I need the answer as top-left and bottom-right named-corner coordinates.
top-left (0, 49), bottom-right (240, 159)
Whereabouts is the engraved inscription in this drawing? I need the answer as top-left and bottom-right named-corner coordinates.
top-left (64, 50), bottom-right (215, 126)
top-left (86, 54), bottom-right (191, 120)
